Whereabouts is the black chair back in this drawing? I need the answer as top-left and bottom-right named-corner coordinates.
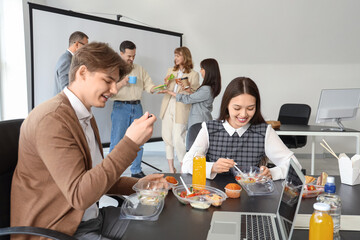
top-left (186, 123), bottom-right (202, 152)
top-left (0, 119), bottom-right (24, 231)
top-left (0, 119), bottom-right (76, 240)
top-left (278, 104), bottom-right (311, 148)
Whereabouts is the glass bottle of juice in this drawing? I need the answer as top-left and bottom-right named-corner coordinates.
top-left (309, 202), bottom-right (333, 240)
top-left (192, 153), bottom-right (206, 189)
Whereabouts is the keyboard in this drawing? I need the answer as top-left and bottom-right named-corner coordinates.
top-left (241, 214), bottom-right (276, 240)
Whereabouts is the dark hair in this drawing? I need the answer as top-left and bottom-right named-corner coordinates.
top-left (218, 77), bottom-right (265, 124)
top-left (173, 47), bottom-right (193, 73)
top-left (68, 31), bottom-right (88, 47)
top-left (199, 58), bottom-right (221, 98)
top-left (69, 42), bottom-right (131, 83)
top-left (119, 40), bottom-right (136, 53)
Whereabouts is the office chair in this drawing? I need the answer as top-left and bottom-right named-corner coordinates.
top-left (186, 122), bottom-right (203, 152)
top-left (0, 119), bottom-right (76, 240)
top-left (278, 103), bottom-right (311, 149)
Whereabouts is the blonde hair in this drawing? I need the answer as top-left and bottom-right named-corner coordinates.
top-left (173, 46), bottom-right (193, 73)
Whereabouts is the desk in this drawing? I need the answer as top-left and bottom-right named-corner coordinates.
top-left (275, 124), bottom-right (360, 175)
top-left (121, 174), bottom-right (360, 240)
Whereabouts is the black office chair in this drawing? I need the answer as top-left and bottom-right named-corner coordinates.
top-left (0, 119), bottom-right (76, 240)
top-left (277, 103), bottom-right (311, 149)
top-left (186, 123), bottom-right (202, 152)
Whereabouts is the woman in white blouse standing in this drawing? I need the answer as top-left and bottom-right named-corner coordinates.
top-left (182, 77), bottom-right (302, 180)
top-left (159, 47), bottom-right (200, 173)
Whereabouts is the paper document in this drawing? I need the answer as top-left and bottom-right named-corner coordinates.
top-left (295, 214), bottom-right (360, 231)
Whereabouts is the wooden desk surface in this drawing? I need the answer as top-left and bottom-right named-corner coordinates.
top-left (121, 174), bottom-right (360, 240)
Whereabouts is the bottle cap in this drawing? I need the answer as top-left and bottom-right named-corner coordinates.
top-left (327, 176), bottom-right (335, 184)
top-left (313, 202), bottom-right (330, 211)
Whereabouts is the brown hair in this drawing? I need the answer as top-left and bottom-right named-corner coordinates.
top-left (172, 47), bottom-right (193, 73)
top-left (218, 77), bottom-right (265, 124)
top-left (68, 31), bottom-right (88, 47)
top-left (69, 42), bottom-right (131, 83)
top-left (119, 40), bottom-right (136, 53)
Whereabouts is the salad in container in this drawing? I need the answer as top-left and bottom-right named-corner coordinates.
top-left (234, 166), bottom-right (275, 196)
top-left (172, 184), bottom-right (227, 209)
top-left (132, 180), bottom-right (171, 205)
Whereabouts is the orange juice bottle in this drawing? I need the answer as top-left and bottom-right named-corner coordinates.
top-left (192, 154), bottom-right (206, 189)
top-left (309, 203), bottom-right (333, 240)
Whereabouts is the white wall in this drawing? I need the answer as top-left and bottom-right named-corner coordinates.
top-left (0, 0), bottom-right (28, 120)
top-left (23, 0), bottom-right (360, 155)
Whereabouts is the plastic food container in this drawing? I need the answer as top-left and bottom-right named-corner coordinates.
top-left (153, 84), bottom-right (167, 93)
top-left (302, 185), bottom-right (324, 198)
top-left (120, 193), bottom-right (164, 221)
top-left (132, 180), bottom-right (171, 202)
top-left (224, 184), bottom-right (242, 198)
top-left (165, 176), bottom-right (179, 186)
top-left (172, 184), bottom-right (227, 209)
top-left (234, 166), bottom-right (275, 196)
top-left (282, 181), bottom-right (302, 206)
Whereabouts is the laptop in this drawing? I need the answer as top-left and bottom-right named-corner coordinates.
top-left (207, 159), bottom-right (305, 240)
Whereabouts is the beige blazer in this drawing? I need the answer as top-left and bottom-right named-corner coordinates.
top-left (159, 68), bottom-right (200, 124)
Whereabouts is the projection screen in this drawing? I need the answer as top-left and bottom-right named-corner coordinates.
top-left (29, 3), bottom-right (182, 144)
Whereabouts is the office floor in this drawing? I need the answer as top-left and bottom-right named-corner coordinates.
top-left (104, 141), bottom-right (340, 177)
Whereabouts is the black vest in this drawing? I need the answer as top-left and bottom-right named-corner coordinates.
top-left (206, 120), bottom-right (268, 167)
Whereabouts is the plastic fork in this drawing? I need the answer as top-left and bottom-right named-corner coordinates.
top-left (180, 176), bottom-right (191, 195)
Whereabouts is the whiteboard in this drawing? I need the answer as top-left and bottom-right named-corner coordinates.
top-left (29, 3), bottom-right (182, 144)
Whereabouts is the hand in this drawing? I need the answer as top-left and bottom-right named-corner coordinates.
top-left (259, 166), bottom-right (272, 179)
top-left (211, 158), bottom-right (235, 174)
top-left (177, 80), bottom-right (185, 89)
top-left (116, 76), bottom-right (129, 90)
top-left (125, 112), bottom-right (156, 146)
top-left (163, 90), bottom-right (176, 97)
top-left (164, 75), bottom-right (170, 85)
top-left (137, 173), bottom-right (169, 189)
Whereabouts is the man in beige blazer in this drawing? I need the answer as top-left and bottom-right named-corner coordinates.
top-left (11, 42), bottom-right (165, 239)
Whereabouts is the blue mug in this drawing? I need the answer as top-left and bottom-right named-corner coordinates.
top-left (128, 76), bottom-right (137, 84)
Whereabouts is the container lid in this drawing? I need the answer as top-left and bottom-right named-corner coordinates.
top-left (313, 202), bottom-right (330, 211)
top-left (120, 193), bottom-right (164, 221)
top-left (132, 180), bottom-right (171, 199)
top-left (172, 184), bottom-right (227, 208)
top-left (235, 166), bottom-right (275, 196)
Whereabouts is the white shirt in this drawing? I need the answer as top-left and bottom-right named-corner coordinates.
top-left (181, 120), bottom-right (302, 180)
top-left (67, 49), bottom-right (74, 56)
top-left (64, 87), bottom-right (103, 221)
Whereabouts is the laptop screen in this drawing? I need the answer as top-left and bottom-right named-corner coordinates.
top-left (277, 160), bottom-right (305, 239)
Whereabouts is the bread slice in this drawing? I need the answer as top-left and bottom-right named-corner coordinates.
top-left (321, 172), bottom-right (328, 185)
top-left (316, 172), bottom-right (328, 186)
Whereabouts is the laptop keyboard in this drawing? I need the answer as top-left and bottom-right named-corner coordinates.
top-left (241, 214), bottom-right (275, 240)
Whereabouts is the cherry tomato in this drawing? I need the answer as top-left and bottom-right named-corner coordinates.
top-left (180, 191), bottom-right (187, 198)
top-left (307, 185), bottom-right (316, 191)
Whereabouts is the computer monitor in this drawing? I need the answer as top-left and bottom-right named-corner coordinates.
top-left (315, 88), bottom-right (360, 131)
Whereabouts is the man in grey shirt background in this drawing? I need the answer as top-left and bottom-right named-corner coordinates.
top-left (54, 31), bottom-right (88, 95)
